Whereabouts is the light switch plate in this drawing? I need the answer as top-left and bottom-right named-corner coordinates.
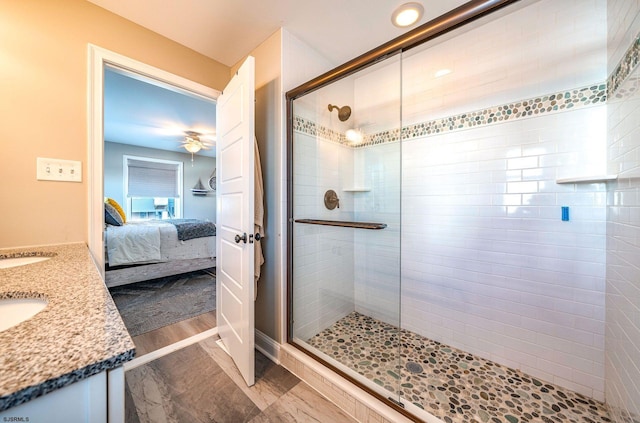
top-left (36, 157), bottom-right (82, 182)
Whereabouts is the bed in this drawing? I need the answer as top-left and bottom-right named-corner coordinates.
top-left (104, 219), bottom-right (216, 288)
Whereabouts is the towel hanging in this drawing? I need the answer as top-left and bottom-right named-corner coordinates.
top-left (254, 136), bottom-right (265, 300)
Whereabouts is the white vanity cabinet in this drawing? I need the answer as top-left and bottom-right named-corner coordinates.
top-left (0, 244), bottom-right (133, 423)
top-left (0, 367), bottom-right (124, 423)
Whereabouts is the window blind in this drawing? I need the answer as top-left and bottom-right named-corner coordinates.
top-left (127, 158), bottom-right (180, 198)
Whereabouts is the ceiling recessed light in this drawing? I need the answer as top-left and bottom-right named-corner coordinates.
top-left (392, 2), bottom-right (424, 28)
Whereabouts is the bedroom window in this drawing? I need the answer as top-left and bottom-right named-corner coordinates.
top-left (124, 156), bottom-right (183, 221)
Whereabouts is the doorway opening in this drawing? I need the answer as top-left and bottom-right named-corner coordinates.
top-left (87, 45), bottom-right (220, 352)
top-left (87, 44), bottom-right (220, 276)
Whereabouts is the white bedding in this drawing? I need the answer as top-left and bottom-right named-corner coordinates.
top-left (106, 221), bottom-right (216, 267)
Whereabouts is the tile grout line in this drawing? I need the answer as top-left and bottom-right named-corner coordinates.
top-left (124, 327), bottom-right (219, 371)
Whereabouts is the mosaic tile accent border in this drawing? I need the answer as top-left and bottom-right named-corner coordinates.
top-left (307, 311), bottom-right (614, 423)
top-left (609, 75), bottom-right (640, 101)
top-left (394, 84), bottom-right (606, 146)
top-left (293, 115), bottom-right (349, 145)
top-left (293, 83), bottom-right (606, 148)
top-left (607, 31), bottom-right (640, 98)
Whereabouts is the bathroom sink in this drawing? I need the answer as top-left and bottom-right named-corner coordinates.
top-left (0, 256), bottom-right (51, 269)
top-left (0, 298), bottom-right (48, 332)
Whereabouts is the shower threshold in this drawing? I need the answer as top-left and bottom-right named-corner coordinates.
top-left (306, 312), bottom-right (611, 423)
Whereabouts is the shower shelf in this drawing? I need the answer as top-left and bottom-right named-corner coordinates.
top-left (556, 175), bottom-right (617, 184)
top-left (294, 219), bottom-right (387, 230)
top-left (342, 187), bottom-right (371, 192)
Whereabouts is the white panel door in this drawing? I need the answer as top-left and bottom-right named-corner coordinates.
top-left (216, 56), bottom-right (255, 386)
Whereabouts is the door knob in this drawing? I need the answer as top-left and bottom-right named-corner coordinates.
top-left (235, 233), bottom-right (247, 244)
top-left (255, 233), bottom-right (262, 241)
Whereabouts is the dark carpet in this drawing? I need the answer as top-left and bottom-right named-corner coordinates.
top-left (109, 270), bottom-right (216, 337)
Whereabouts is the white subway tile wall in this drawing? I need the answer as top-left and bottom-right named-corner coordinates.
top-left (401, 105), bottom-right (607, 400)
top-left (292, 132), bottom-right (356, 340)
top-left (606, 1), bottom-right (640, 421)
top-left (353, 142), bottom-right (401, 324)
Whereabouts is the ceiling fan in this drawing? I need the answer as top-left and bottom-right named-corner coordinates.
top-left (180, 130), bottom-right (215, 163)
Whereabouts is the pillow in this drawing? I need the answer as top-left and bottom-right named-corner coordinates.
top-left (106, 198), bottom-right (126, 223)
top-left (105, 202), bottom-right (124, 226)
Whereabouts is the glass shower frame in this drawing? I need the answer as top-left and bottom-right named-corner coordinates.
top-left (289, 53), bottom-right (404, 406)
top-left (285, 1), bottom-right (522, 420)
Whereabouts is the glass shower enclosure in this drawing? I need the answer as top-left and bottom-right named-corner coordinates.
top-left (288, 54), bottom-right (406, 408)
top-left (287, 1), bottom-right (612, 421)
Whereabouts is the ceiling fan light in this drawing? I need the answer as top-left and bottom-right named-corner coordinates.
top-left (184, 142), bottom-right (202, 153)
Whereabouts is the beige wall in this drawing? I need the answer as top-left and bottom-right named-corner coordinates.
top-left (233, 30), bottom-right (284, 341)
top-left (0, 0), bottom-right (229, 248)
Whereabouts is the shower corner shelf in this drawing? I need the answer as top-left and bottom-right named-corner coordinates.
top-left (342, 187), bottom-right (371, 192)
top-left (556, 175), bottom-right (617, 184)
top-left (294, 219), bottom-right (386, 230)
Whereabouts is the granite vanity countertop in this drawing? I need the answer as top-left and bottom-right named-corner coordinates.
top-left (0, 242), bottom-right (135, 411)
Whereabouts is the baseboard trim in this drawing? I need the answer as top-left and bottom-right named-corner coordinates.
top-left (255, 329), bottom-right (280, 364)
top-left (124, 327), bottom-right (219, 371)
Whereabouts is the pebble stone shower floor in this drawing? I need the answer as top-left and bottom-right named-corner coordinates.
top-left (307, 312), bottom-right (613, 423)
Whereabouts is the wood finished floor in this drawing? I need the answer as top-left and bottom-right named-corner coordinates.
top-left (124, 305), bottom-right (354, 421)
top-left (125, 336), bottom-right (357, 423)
top-left (131, 310), bottom-right (217, 356)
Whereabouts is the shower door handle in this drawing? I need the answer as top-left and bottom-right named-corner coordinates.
top-left (234, 232), bottom-right (247, 244)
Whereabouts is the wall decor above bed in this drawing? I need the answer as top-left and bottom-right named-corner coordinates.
top-left (207, 168), bottom-right (216, 191)
top-left (191, 178), bottom-right (209, 196)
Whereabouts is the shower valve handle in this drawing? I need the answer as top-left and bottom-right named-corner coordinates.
top-left (234, 233), bottom-right (247, 244)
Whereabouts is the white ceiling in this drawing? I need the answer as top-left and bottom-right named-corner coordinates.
top-left (87, 0), bottom-right (468, 67)
top-left (104, 68), bottom-right (217, 157)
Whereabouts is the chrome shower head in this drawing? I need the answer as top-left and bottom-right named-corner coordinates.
top-left (328, 104), bottom-right (352, 121)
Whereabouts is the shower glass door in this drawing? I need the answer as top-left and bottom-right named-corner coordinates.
top-left (289, 53), bottom-right (403, 405)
